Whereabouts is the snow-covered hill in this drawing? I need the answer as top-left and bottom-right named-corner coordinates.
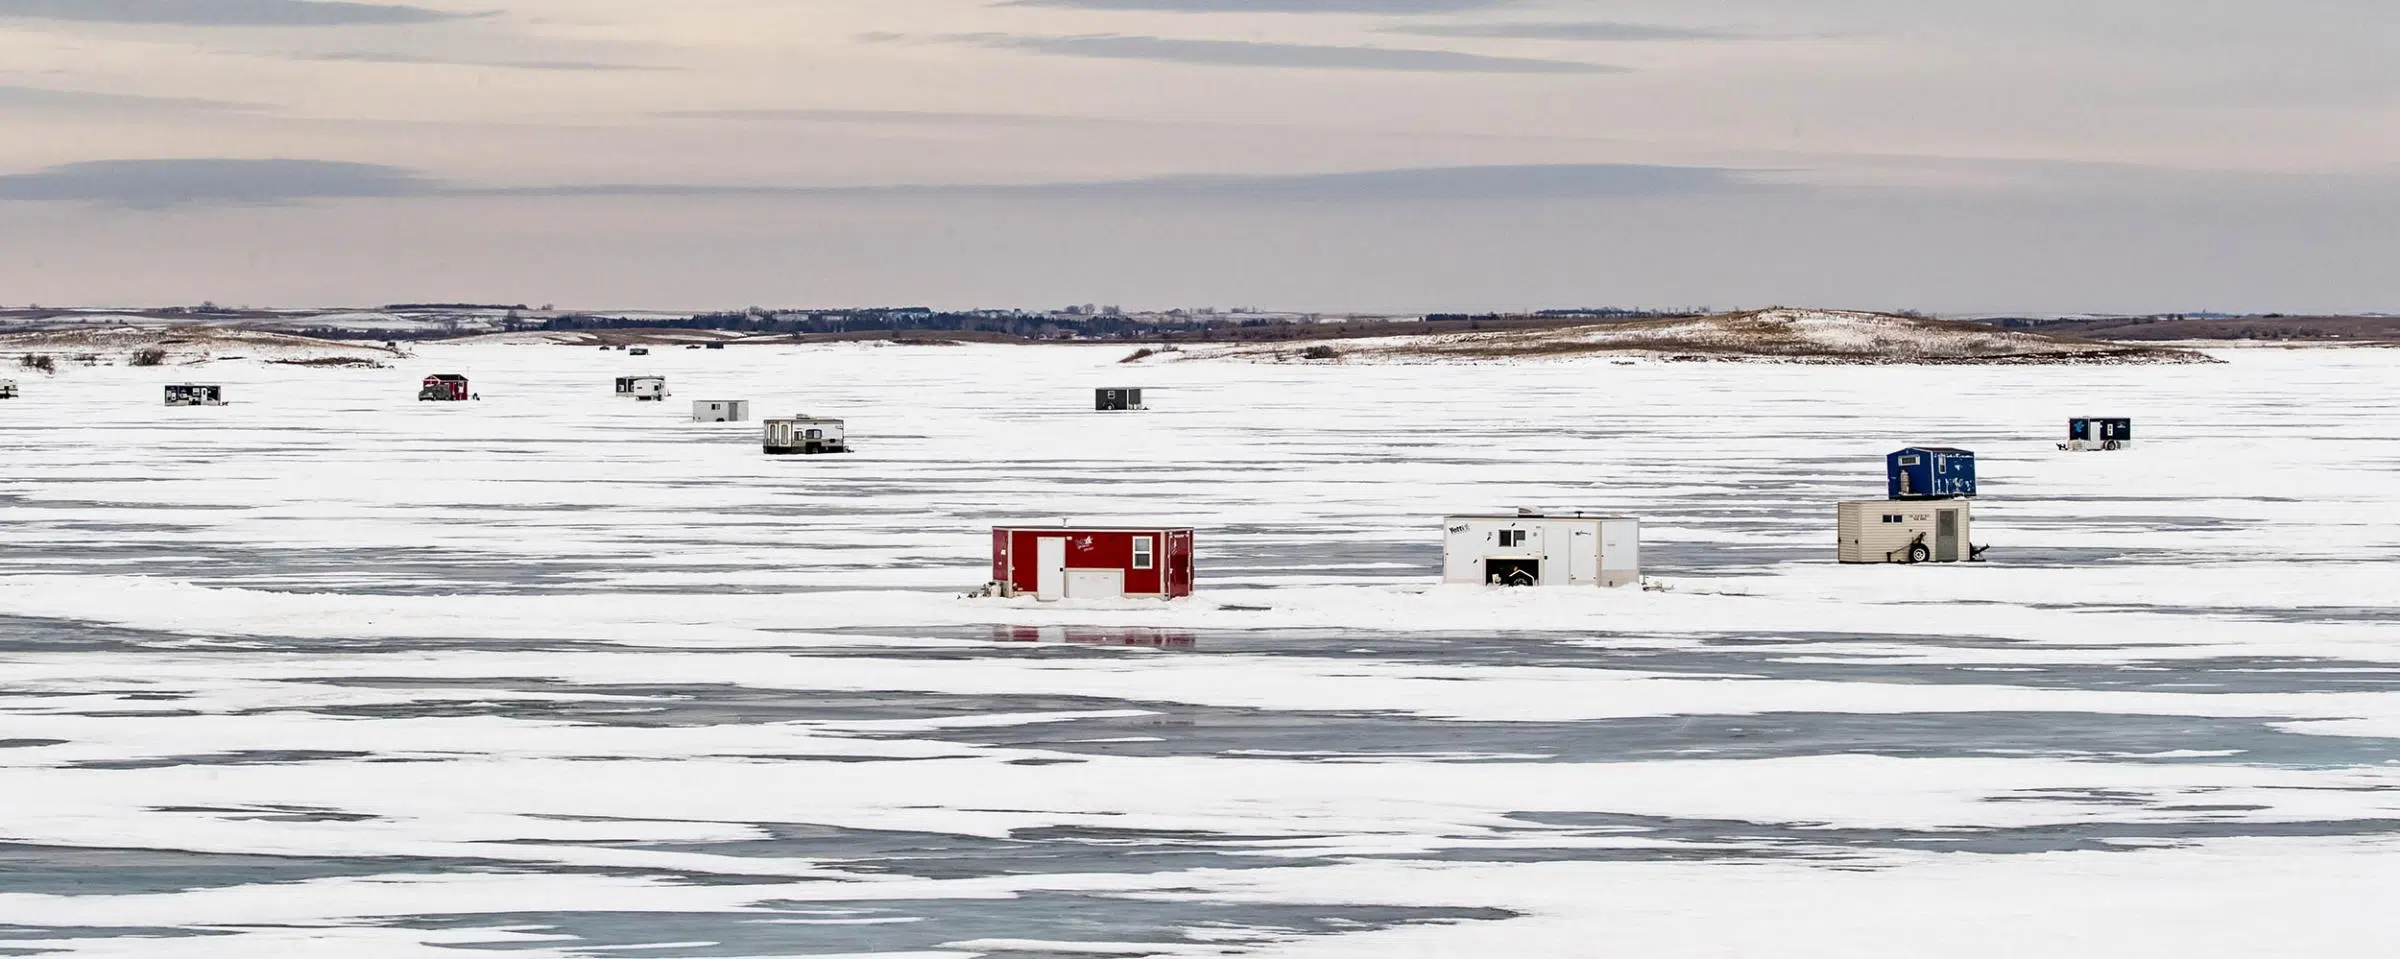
top-left (1167, 308), bottom-right (2216, 365)
top-left (439, 328), bottom-right (754, 347)
top-left (0, 325), bottom-right (402, 367)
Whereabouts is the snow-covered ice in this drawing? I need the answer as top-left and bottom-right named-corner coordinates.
top-left (0, 343), bottom-right (2396, 956)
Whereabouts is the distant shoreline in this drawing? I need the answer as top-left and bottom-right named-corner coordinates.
top-left (2, 305), bottom-right (2393, 348)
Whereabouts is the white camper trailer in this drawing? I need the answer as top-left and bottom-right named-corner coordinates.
top-left (1442, 513), bottom-right (1640, 588)
top-left (764, 416), bottom-right (848, 455)
top-left (1838, 500), bottom-right (1976, 564)
top-left (692, 400), bottom-right (750, 423)
top-left (615, 376), bottom-right (669, 401)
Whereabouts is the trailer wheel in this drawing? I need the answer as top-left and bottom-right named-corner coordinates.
top-left (1907, 543), bottom-right (1932, 564)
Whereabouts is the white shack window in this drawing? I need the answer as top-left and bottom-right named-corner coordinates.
top-left (1499, 530), bottom-right (1528, 548)
top-left (1132, 536), bottom-right (1155, 569)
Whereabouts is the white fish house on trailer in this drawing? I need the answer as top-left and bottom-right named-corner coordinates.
top-left (692, 400), bottom-right (750, 423)
top-left (615, 376), bottom-right (669, 401)
top-left (1442, 512), bottom-right (1640, 587)
top-left (764, 416), bottom-right (847, 455)
top-left (1838, 500), bottom-right (1976, 564)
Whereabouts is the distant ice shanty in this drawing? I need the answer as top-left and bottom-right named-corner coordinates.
top-left (419, 374), bottom-right (470, 402)
top-left (1840, 500), bottom-right (1976, 564)
top-left (2063, 417), bottom-right (2133, 451)
top-left (615, 376), bottom-right (669, 401)
top-left (692, 400), bottom-right (751, 423)
top-left (1096, 388), bottom-right (1145, 411)
top-left (163, 384), bottom-right (225, 407)
top-left (763, 416), bottom-right (847, 455)
top-left (1442, 512), bottom-right (1640, 587)
top-left (628, 347), bottom-right (650, 356)
top-left (0, 379), bottom-right (17, 399)
top-left (989, 526), bottom-right (1195, 600)
top-left (1888, 447), bottom-right (1977, 499)
top-left (705, 342), bottom-right (726, 350)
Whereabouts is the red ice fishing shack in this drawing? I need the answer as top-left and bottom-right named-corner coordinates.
top-left (419, 374), bottom-right (470, 401)
top-left (990, 526), bottom-right (1195, 600)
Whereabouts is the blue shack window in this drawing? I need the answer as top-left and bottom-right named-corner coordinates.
top-left (1898, 455), bottom-right (1921, 466)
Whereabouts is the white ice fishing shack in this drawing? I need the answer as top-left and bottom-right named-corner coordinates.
top-left (0, 379), bottom-right (17, 399)
top-left (1838, 500), bottom-right (1977, 564)
top-left (692, 400), bottom-right (750, 423)
top-left (615, 376), bottom-right (669, 401)
top-left (763, 415), bottom-right (848, 454)
top-left (1442, 512), bottom-right (1640, 587)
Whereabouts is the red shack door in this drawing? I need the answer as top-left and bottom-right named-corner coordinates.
top-left (1165, 530), bottom-right (1194, 597)
top-left (991, 529), bottom-right (1012, 586)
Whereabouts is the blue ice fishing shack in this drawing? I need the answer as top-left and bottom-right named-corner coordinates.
top-left (1888, 447), bottom-right (1976, 500)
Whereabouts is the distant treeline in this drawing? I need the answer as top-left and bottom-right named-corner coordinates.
top-left (284, 305), bottom-right (1712, 343)
top-left (1973, 315), bottom-right (2203, 329)
top-left (551, 310), bottom-right (1112, 339)
top-left (522, 307), bottom-right (1709, 342)
top-left (1961, 313), bottom-right (2400, 342)
top-left (531, 310), bottom-right (1421, 342)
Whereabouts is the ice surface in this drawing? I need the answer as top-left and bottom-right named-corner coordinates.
top-left (0, 344), bottom-right (2396, 956)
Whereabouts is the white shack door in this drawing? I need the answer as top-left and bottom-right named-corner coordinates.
top-left (1569, 527), bottom-right (1598, 585)
top-left (1035, 538), bottom-right (1068, 601)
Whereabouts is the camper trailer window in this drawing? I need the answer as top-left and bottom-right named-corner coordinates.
top-left (1133, 536), bottom-right (1155, 569)
top-left (1499, 530), bottom-right (1527, 547)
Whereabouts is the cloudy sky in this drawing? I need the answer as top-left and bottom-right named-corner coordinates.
top-left (0, 0), bottom-right (2394, 313)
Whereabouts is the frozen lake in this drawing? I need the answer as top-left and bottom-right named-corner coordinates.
top-left (2, 343), bottom-right (2398, 957)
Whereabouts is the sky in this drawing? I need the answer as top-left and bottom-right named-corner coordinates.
top-left (0, 0), bottom-right (2394, 314)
